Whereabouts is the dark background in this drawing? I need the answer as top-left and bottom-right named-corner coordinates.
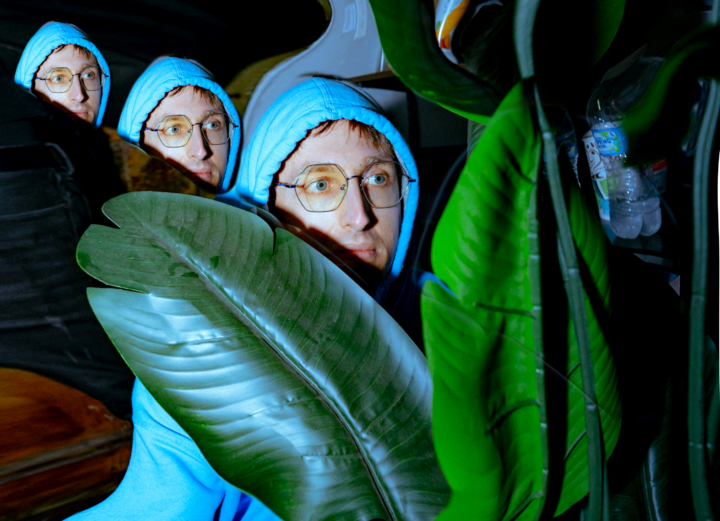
top-left (0, 0), bottom-right (328, 127)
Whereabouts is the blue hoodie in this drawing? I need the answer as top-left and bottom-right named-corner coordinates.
top-left (216, 78), bottom-right (419, 298)
top-left (15, 22), bottom-right (110, 128)
top-left (117, 57), bottom-right (241, 194)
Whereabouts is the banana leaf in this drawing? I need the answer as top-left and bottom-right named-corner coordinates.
top-left (623, 24), bottom-right (720, 165)
top-left (366, 0), bottom-right (624, 124)
top-left (77, 192), bottom-right (450, 521)
top-left (367, 0), bottom-right (502, 123)
top-left (421, 82), bottom-right (622, 520)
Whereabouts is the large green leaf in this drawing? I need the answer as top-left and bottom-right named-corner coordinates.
top-left (367, 0), bottom-right (502, 122)
top-left (421, 82), bottom-right (622, 520)
top-left (77, 192), bottom-right (450, 521)
top-left (366, 0), bottom-right (623, 123)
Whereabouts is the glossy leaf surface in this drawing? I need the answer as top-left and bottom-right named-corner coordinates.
top-left (77, 192), bottom-right (449, 521)
top-left (367, 0), bottom-right (501, 121)
top-left (366, 0), bottom-right (623, 123)
top-left (421, 83), bottom-right (622, 520)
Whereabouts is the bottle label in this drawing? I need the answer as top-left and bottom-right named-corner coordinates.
top-left (582, 131), bottom-right (610, 221)
top-left (595, 192), bottom-right (610, 222)
top-left (591, 126), bottom-right (628, 156)
top-left (652, 158), bottom-right (667, 173)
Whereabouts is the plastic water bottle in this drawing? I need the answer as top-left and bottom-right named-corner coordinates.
top-left (589, 122), bottom-right (661, 238)
top-left (587, 56), bottom-right (663, 239)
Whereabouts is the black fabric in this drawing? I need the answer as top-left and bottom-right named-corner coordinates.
top-left (0, 1), bottom-right (327, 127)
top-left (382, 265), bottom-right (426, 354)
top-left (0, 48), bottom-right (133, 419)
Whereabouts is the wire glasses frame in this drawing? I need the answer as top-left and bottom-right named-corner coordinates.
top-left (144, 113), bottom-right (238, 148)
top-left (34, 66), bottom-right (107, 93)
top-left (276, 161), bottom-right (416, 213)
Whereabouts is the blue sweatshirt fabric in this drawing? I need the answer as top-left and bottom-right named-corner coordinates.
top-left (216, 78), bottom-right (419, 295)
top-left (66, 380), bottom-right (281, 521)
top-left (117, 57), bottom-right (241, 194)
top-left (15, 22), bottom-right (111, 128)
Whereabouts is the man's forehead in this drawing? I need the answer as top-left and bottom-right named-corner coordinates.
top-left (40, 46), bottom-right (97, 72)
top-left (150, 89), bottom-right (222, 123)
top-left (301, 129), bottom-right (393, 160)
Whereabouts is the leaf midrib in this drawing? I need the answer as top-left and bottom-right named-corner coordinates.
top-left (135, 210), bottom-right (397, 521)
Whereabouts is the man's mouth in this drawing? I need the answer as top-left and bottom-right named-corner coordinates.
top-left (187, 171), bottom-right (214, 183)
top-left (68, 111), bottom-right (89, 121)
top-left (331, 248), bottom-right (376, 262)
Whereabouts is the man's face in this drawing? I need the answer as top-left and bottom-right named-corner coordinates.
top-left (34, 46), bottom-right (101, 125)
top-left (273, 121), bottom-right (402, 289)
top-left (143, 88), bottom-right (229, 191)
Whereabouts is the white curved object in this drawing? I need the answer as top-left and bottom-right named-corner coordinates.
top-left (241, 0), bottom-right (385, 149)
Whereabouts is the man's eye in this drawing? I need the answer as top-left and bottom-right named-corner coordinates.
top-left (50, 75), bottom-right (65, 83)
top-left (204, 121), bottom-right (220, 131)
top-left (82, 71), bottom-right (96, 80)
top-left (307, 179), bottom-right (331, 192)
top-left (165, 125), bottom-right (181, 135)
top-left (366, 173), bottom-right (388, 186)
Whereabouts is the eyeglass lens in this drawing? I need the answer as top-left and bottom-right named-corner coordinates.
top-left (155, 114), bottom-right (233, 148)
top-left (294, 162), bottom-right (408, 212)
top-left (44, 67), bottom-right (103, 93)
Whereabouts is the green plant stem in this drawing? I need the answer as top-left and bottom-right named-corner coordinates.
top-left (535, 85), bottom-right (605, 521)
top-left (705, 335), bottom-right (720, 461)
top-left (513, 0), bottom-right (609, 521)
top-left (513, 0), bottom-right (540, 80)
top-left (514, 4), bottom-right (550, 518)
top-left (688, 76), bottom-right (719, 521)
top-left (514, 2), bottom-right (606, 519)
top-left (528, 164), bottom-right (550, 521)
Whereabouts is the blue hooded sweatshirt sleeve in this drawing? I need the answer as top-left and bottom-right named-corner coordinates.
top-left (66, 380), bottom-right (281, 521)
top-left (15, 22), bottom-right (111, 128)
top-left (117, 57), bottom-right (241, 194)
top-left (215, 78), bottom-right (419, 290)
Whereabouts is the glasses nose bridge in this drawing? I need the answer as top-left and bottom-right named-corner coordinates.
top-left (338, 172), bottom-right (372, 209)
top-left (76, 72), bottom-right (95, 92)
top-left (187, 121), bottom-right (212, 152)
top-left (68, 72), bottom-right (88, 98)
top-left (190, 121), bottom-right (216, 145)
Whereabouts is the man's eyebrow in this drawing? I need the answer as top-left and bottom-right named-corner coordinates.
top-left (201, 108), bottom-right (227, 119)
top-left (149, 108), bottom-right (225, 126)
top-left (39, 63), bottom-right (99, 75)
top-left (362, 155), bottom-right (393, 166)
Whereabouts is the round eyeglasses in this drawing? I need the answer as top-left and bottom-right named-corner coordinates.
top-left (145, 113), bottom-right (237, 148)
top-left (276, 162), bottom-right (416, 212)
top-left (34, 66), bottom-right (106, 93)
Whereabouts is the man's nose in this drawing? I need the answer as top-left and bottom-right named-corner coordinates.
top-left (187, 127), bottom-right (211, 160)
top-left (339, 178), bottom-right (371, 231)
top-left (69, 76), bottom-right (87, 103)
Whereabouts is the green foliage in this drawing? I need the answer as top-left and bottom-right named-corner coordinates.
top-left (421, 82), bottom-right (622, 520)
top-left (623, 25), bottom-right (720, 164)
top-left (367, 0), bottom-right (624, 124)
top-left (620, 9), bottom-right (720, 518)
top-left (367, 0), bottom-right (501, 122)
top-left (77, 192), bottom-right (450, 521)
